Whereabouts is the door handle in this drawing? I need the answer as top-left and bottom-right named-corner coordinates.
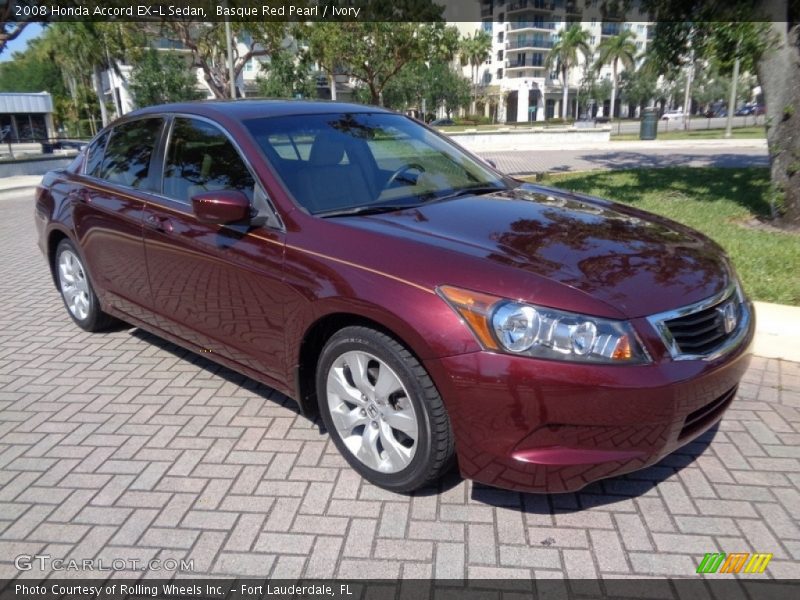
top-left (145, 214), bottom-right (174, 233)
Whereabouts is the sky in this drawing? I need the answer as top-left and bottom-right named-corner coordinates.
top-left (0, 23), bottom-right (44, 61)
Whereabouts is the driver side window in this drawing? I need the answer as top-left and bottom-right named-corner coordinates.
top-left (162, 118), bottom-right (255, 205)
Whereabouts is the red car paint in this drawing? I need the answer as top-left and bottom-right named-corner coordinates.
top-left (35, 101), bottom-right (754, 493)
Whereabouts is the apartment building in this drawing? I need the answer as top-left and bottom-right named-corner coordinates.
top-left (467, 0), bottom-right (652, 122)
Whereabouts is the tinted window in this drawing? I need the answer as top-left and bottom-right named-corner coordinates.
top-left (84, 131), bottom-right (109, 177)
top-left (244, 113), bottom-right (506, 214)
top-left (163, 118), bottom-right (254, 204)
top-left (98, 119), bottom-right (163, 188)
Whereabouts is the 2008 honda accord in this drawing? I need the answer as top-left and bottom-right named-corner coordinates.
top-left (35, 101), bottom-right (754, 493)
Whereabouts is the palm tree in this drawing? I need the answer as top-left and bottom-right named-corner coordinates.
top-left (48, 23), bottom-right (125, 127)
top-left (460, 30), bottom-right (492, 113)
top-left (594, 30), bottom-right (637, 121)
top-left (546, 25), bottom-right (591, 120)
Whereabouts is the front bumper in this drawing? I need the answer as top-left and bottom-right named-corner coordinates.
top-left (424, 305), bottom-right (755, 493)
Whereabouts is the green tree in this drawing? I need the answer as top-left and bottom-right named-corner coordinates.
top-left (257, 50), bottom-right (317, 99)
top-left (619, 67), bottom-right (658, 113)
top-left (306, 22), bottom-right (459, 106)
top-left (41, 23), bottom-right (129, 127)
top-left (594, 29), bottom-right (637, 120)
top-left (162, 21), bottom-right (290, 99)
top-left (546, 25), bottom-right (592, 120)
top-left (129, 49), bottom-right (202, 108)
top-left (380, 60), bottom-right (471, 116)
top-left (459, 30), bottom-right (493, 112)
top-left (0, 40), bottom-right (66, 97)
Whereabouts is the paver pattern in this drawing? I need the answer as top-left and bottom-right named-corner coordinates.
top-left (1, 191), bottom-right (799, 581)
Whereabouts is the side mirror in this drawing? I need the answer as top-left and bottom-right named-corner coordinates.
top-left (191, 190), bottom-right (251, 225)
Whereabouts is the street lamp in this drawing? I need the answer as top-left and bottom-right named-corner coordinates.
top-left (223, 1), bottom-right (236, 98)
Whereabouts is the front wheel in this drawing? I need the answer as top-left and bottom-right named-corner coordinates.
top-left (316, 326), bottom-right (454, 492)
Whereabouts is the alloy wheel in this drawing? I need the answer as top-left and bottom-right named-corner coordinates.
top-left (325, 350), bottom-right (419, 473)
top-left (58, 249), bottom-right (91, 321)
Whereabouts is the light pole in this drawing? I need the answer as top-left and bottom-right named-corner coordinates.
top-left (224, 1), bottom-right (236, 98)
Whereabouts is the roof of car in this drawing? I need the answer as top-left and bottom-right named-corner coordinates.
top-left (128, 99), bottom-right (391, 121)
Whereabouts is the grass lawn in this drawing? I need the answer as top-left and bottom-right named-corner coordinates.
top-left (523, 168), bottom-right (800, 306)
top-left (611, 126), bottom-right (766, 141)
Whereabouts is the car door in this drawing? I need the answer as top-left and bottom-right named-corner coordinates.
top-left (142, 115), bottom-right (288, 385)
top-left (72, 118), bottom-right (164, 315)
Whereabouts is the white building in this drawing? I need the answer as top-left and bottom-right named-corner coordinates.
top-left (463, 0), bottom-right (652, 123)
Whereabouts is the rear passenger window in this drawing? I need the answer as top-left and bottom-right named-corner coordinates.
top-left (84, 131), bottom-right (109, 178)
top-left (98, 118), bottom-right (163, 189)
top-left (162, 118), bottom-right (254, 204)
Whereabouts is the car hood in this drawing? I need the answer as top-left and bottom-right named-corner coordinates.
top-left (339, 184), bottom-right (733, 318)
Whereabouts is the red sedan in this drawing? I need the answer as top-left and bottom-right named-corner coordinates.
top-left (34, 101), bottom-right (754, 493)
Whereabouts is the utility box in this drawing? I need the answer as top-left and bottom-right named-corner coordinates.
top-left (640, 107), bottom-right (658, 140)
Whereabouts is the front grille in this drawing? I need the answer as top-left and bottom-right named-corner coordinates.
top-left (663, 298), bottom-right (740, 356)
top-left (679, 386), bottom-right (737, 440)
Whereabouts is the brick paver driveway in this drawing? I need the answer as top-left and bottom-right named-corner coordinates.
top-left (1, 191), bottom-right (799, 580)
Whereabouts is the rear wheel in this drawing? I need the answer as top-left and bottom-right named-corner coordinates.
top-left (317, 326), bottom-right (454, 492)
top-left (55, 239), bottom-right (116, 332)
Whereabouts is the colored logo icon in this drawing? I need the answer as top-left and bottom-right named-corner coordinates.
top-left (696, 552), bottom-right (772, 574)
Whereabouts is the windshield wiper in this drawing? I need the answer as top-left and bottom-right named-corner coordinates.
top-left (318, 204), bottom-right (416, 218)
top-left (422, 186), bottom-right (506, 204)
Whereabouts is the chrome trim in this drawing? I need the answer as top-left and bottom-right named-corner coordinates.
top-left (646, 282), bottom-right (751, 361)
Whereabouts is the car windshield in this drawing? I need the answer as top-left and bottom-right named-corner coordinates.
top-left (243, 112), bottom-right (508, 215)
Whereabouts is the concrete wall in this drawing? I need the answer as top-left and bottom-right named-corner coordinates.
top-left (445, 127), bottom-right (611, 153)
top-left (0, 154), bottom-right (76, 178)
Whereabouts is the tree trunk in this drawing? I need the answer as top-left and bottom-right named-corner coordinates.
top-left (562, 65), bottom-right (569, 120)
top-left (92, 65), bottom-right (109, 127)
top-left (329, 73), bottom-right (337, 101)
top-left (756, 11), bottom-right (800, 225)
top-left (610, 60), bottom-right (618, 122)
top-left (369, 83), bottom-right (380, 105)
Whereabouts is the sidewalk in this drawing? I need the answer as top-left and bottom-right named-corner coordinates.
top-left (0, 174), bottom-right (41, 196)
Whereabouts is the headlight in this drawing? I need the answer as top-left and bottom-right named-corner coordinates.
top-left (437, 285), bottom-right (650, 364)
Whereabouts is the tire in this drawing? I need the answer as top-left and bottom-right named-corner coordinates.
top-left (316, 326), bottom-right (454, 493)
top-left (54, 239), bottom-right (116, 332)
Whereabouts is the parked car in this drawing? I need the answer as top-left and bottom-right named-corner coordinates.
top-left (735, 104), bottom-right (764, 116)
top-left (35, 101), bottom-right (754, 494)
top-left (660, 110), bottom-right (685, 121)
top-left (429, 118), bottom-right (455, 126)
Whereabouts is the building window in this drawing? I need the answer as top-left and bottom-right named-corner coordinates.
top-left (244, 59), bottom-right (255, 73)
top-left (532, 53), bottom-right (543, 67)
top-left (591, 36), bottom-right (596, 45)
top-left (497, 50), bottom-right (504, 61)
top-left (591, 18), bottom-right (597, 25)
top-left (497, 68), bottom-right (503, 80)
top-left (498, 31), bottom-right (504, 42)
top-left (637, 24), bottom-right (645, 33)
top-left (499, 12), bottom-right (504, 23)
top-left (636, 41), bottom-right (643, 50)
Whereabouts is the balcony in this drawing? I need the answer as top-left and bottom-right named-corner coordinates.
top-left (508, 21), bottom-right (557, 31)
top-left (506, 57), bottom-right (546, 70)
top-left (507, 37), bottom-right (554, 49)
top-left (508, 0), bottom-right (557, 13)
top-left (601, 23), bottom-right (623, 36)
